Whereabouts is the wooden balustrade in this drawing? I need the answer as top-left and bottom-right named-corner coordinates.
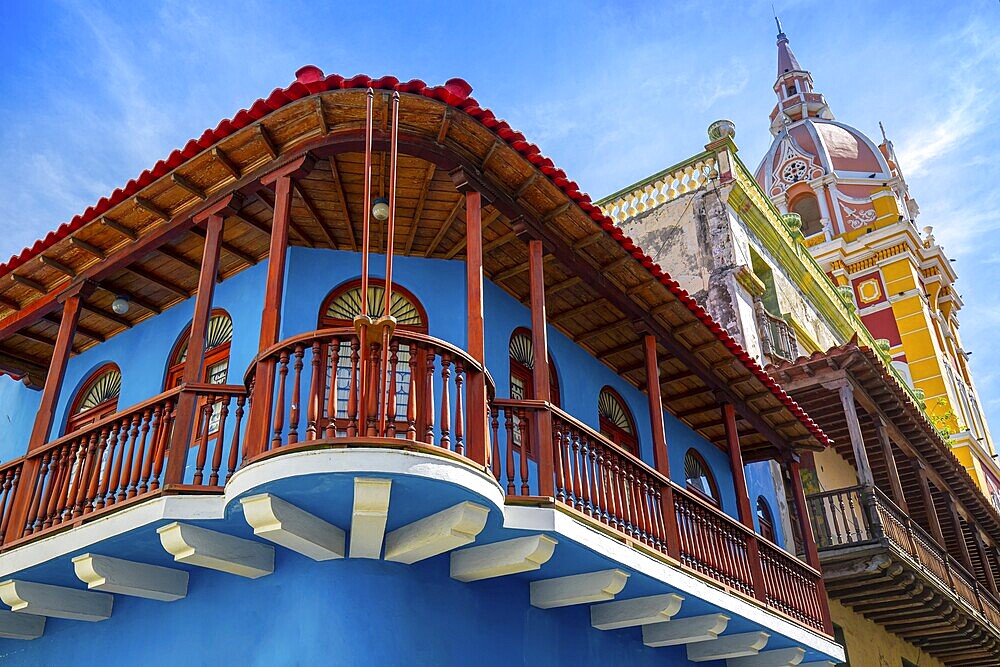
top-left (755, 303), bottom-right (798, 363)
top-left (808, 484), bottom-right (1000, 627)
top-left (0, 459), bottom-right (23, 543)
top-left (247, 327), bottom-right (491, 465)
top-left (492, 398), bottom-right (827, 632)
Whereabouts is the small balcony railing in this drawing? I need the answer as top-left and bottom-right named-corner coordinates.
top-left (490, 399), bottom-right (828, 633)
top-left (808, 485), bottom-right (1000, 629)
top-left (756, 303), bottom-right (798, 362)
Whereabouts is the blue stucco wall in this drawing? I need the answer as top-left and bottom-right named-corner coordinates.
top-left (0, 376), bottom-right (42, 462)
top-left (744, 460), bottom-right (785, 546)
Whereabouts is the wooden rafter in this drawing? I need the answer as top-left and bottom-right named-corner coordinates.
top-left (101, 217), bottom-right (138, 240)
top-left (212, 146), bottom-right (240, 179)
top-left (69, 237), bottom-right (106, 259)
top-left (231, 211), bottom-right (271, 237)
top-left (156, 246), bottom-right (201, 273)
top-left (80, 303), bottom-right (132, 329)
top-left (41, 313), bottom-right (104, 343)
top-left (444, 208), bottom-right (499, 260)
top-left (11, 274), bottom-right (47, 293)
top-left (292, 180), bottom-right (337, 249)
top-left (39, 256), bottom-right (76, 278)
top-left (424, 196), bottom-right (464, 258)
top-left (327, 157), bottom-right (357, 252)
top-left (171, 173), bottom-right (207, 200)
top-left (134, 196), bottom-right (169, 222)
top-left (122, 265), bottom-right (190, 299)
top-left (189, 226), bottom-right (258, 266)
top-left (403, 163), bottom-right (436, 254)
top-left (257, 188), bottom-right (313, 247)
top-left (256, 124), bottom-right (278, 159)
top-left (94, 282), bottom-right (161, 314)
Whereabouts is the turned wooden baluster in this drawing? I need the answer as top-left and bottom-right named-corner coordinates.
top-left (588, 439), bottom-right (600, 518)
top-left (605, 450), bottom-right (619, 529)
top-left (346, 338), bottom-right (360, 437)
top-left (518, 408), bottom-right (530, 495)
top-left (424, 349), bottom-right (436, 445)
top-left (85, 427), bottom-right (110, 512)
top-left (571, 430), bottom-right (584, 510)
top-left (505, 408), bottom-right (516, 494)
top-left (95, 426), bottom-right (118, 509)
top-left (307, 341), bottom-right (321, 441)
top-left (193, 399), bottom-right (214, 485)
top-left (439, 352), bottom-right (452, 450)
top-left (0, 469), bottom-right (17, 541)
top-left (579, 434), bottom-right (593, 516)
top-left (118, 413), bottom-right (141, 501)
top-left (149, 400), bottom-right (174, 491)
top-left (288, 345), bottom-right (304, 445)
top-left (23, 453), bottom-right (49, 534)
top-left (554, 424), bottom-right (566, 502)
top-left (209, 396), bottom-right (230, 486)
top-left (272, 350), bottom-right (290, 449)
top-left (41, 447), bottom-right (68, 528)
top-left (453, 360), bottom-right (464, 456)
top-left (325, 338), bottom-right (341, 438)
top-left (107, 418), bottom-right (131, 505)
top-left (226, 395), bottom-right (246, 483)
top-left (386, 340), bottom-right (399, 438)
top-left (71, 432), bottom-right (98, 518)
top-left (139, 405), bottom-right (161, 494)
top-left (406, 351), bottom-right (418, 440)
top-left (365, 342), bottom-right (380, 437)
top-left (595, 445), bottom-right (608, 522)
top-left (490, 405), bottom-right (501, 480)
top-left (127, 410), bottom-right (152, 499)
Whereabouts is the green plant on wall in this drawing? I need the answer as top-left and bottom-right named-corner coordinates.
top-left (927, 398), bottom-right (960, 438)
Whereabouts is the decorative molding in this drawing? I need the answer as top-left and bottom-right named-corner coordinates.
top-left (0, 580), bottom-right (113, 622)
top-left (530, 569), bottom-right (629, 609)
top-left (642, 613), bottom-right (730, 647)
top-left (591, 593), bottom-right (684, 630)
top-left (0, 610), bottom-right (45, 640)
top-left (384, 501), bottom-right (489, 564)
top-left (349, 477), bottom-right (392, 559)
top-left (72, 553), bottom-right (188, 601)
top-left (450, 534), bottom-right (557, 582)
top-left (728, 647), bottom-right (805, 667)
top-left (241, 493), bottom-right (346, 561)
top-left (157, 522), bottom-right (274, 578)
top-left (687, 631), bottom-right (769, 661)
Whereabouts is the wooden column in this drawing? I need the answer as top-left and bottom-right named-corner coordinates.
top-left (972, 525), bottom-right (999, 596)
top-left (874, 416), bottom-right (907, 512)
top-left (451, 169), bottom-right (489, 467)
top-left (838, 382), bottom-right (874, 487)
top-left (945, 493), bottom-right (975, 573)
top-left (722, 403), bottom-right (754, 528)
top-left (912, 459), bottom-right (946, 546)
top-left (245, 156), bottom-right (314, 459)
top-left (163, 200), bottom-right (228, 486)
top-left (528, 239), bottom-right (554, 497)
top-left (788, 455), bottom-right (833, 634)
top-left (642, 335), bottom-right (669, 475)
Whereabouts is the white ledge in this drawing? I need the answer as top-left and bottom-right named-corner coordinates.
top-left (688, 631), bottom-right (769, 662)
top-left (350, 477), bottom-right (392, 559)
top-left (384, 501), bottom-right (490, 564)
top-left (451, 535), bottom-right (557, 582)
top-left (0, 580), bottom-right (113, 622)
top-left (728, 647), bottom-right (805, 667)
top-left (241, 493), bottom-right (346, 561)
top-left (642, 613), bottom-right (730, 647)
top-left (530, 569), bottom-right (629, 609)
top-left (591, 593), bottom-right (684, 630)
top-left (72, 554), bottom-right (188, 601)
top-left (157, 522), bottom-right (274, 579)
top-left (0, 610), bottom-right (45, 639)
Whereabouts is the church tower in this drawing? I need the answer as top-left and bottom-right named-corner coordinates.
top-left (755, 22), bottom-right (999, 505)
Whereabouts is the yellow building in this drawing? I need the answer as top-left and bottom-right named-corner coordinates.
top-left (755, 23), bottom-right (998, 506)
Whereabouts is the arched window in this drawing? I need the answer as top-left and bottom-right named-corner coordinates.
top-left (598, 387), bottom-right (637, 453)
top-left (684, 449), bottom-right (719, 506)
top-left (67, 364), bottom-right (121, 433)
top-left (508, 328), bottom-right (560, 406)
top-left (757, 496), bottom-right (776, 542)
top-left (165, 311), bottom-right (233, 389)
top-left (791, 193), bottom-right (823, 237)
top-left (319, 280), bottom-right (427, 433)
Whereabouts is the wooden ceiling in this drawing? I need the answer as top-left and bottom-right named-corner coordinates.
top-left (0, 85), bottom-right (826, 458)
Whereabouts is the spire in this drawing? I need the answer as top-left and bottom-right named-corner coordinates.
top-left (767, 20), bottom-right (832, 133)
top-left (776, 22), bottom-right (802, 77)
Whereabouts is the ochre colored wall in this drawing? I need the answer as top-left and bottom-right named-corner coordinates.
top-left (831, 599), bottom-right (947, 667)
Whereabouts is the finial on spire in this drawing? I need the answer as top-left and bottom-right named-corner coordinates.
top-left (878, 121), bottom-right (888, 143)
top-left (773, 5), bottom-right (783, 36)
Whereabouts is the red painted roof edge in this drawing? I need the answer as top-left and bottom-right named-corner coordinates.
top-left (0, 67), bottom-right (829, 447)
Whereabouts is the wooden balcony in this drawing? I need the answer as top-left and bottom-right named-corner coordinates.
top-left (808, 485), bottom-right (1000, 666)
top-left (755, 304), bottom-right (798, 363)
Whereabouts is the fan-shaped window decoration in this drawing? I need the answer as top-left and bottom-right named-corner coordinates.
top-left (684, 449), bottom-right (719, 506)
top-left (319, 280), bottom-right (428, 436)
top-left (508, 328), bottom-right (560, 407)
top-left (172, 313), bottom-right (234, 365)
top-left (757, 496), bottom-right (776, 542)
top-left (67, 364), bottom-right (121, 433)
top-left (165, 311), bottom-right (233, 390)
top-left (598, 387), bottom-right (638, 453)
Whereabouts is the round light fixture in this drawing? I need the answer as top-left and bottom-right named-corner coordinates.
top-left (372, 197), bottom-right (390, 221)
top-left (111, 295), bottom-right (130, 315)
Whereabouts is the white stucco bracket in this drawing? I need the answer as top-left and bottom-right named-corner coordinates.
top-left (157, 521), bottom-right (274, 578)
top-left (72, 553), bottom-right (188, 601)
top-left (450, 534), bottom-right (557, 582)
top-left (591, 593), bottom-right (684, 630)
top-left (0, 579), bottom-right (113, 622)
top-left (349, 477), bottom-right (392, 559)
top-left (384, 501), bottom-right (490, 564)
top-left (241, 493), bottom-right (346, 561)
top-left (642, 613), bottom-right (730, 647)
top-left (530, 568), bottom-right (629, 609)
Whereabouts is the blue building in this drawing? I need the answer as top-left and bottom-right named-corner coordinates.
top-left (0, 68), bottom-right (844, 666)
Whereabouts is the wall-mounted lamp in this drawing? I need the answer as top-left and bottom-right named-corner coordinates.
top-left (372, 197), bottom-right (390, 222)
top-left (111, 295), bottom-right (130, 315)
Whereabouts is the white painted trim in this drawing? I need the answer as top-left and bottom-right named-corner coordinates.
top-left (529, 569), bottom-right (629, 609)
top-left (503, 505), bottom-right (844, 661)
top-left (590, 593), bottom-right (684, 630)
top-left (72, 554), bottom-right (188, 601)
top-left (349, 477), bottom-right (392, 559)
top-left (450, 535), bottom-right (557, 582)
top-left (799, 661), bottom-right (835, 667)
top-left (728, 647), bottom-right (805, 667)
top-left (687, 631), bottom-right (769, 661)
top-left (158, 522), bottom-right (274, 579)
top-left (0, 610), bottom-right (45, 640)
top-left (384, 501), bottom-right (490, 564)
top-left (241, 493), bottom-right (346, 561)
top-left (0, 580), bottom-right (113, 622)
top-left (642, 613), bottom-right (730, 647)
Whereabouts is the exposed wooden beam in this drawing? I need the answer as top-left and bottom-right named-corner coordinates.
top-left (134, 196), bottom-right (170, 222)
top-left (156, 246), bottom-right (201, 273)
top-left (100, 216), bottom-right (138, 240)
top-left (546, 275), bottom-right (582, 297)
top-left (42, 314), bottom-right (104, 342)
top-left (404, 163), bottom-right (437, 254)
top-left (68, 237), bottom-right (105, 259)
top-left (444, 208), bottom-right (499, 260)
top-left (122, 266), bottom-right (190, 299)
top-left (10, 274), bottom-right (47, 293)
top-left (0, 295), bottom-right (20, 311)
top-left (292, 181), bottom-right (337, 249)
top-left (0, 348), bottom-right (47, 387)
top-left (231, 211), bottom-right (271, 236)
top-left (94, 282), bottom-right (161, 314)
top-left (483, 230), bottom-right (517, 254)
top-left (514, 172), bottom-right (539, 199)
top-left (573, 231), bottom-right (605, 251)
top-left (435, 109), bottom-right (451, 144)
top-left (171, 173), bottom-right (207, 200)
top-left (39, 256), bottom-right (76, 278)
top-left (574, 319), bottom-right (629, 344)
top-left (542, 202), bottom-right (572, 223)
top-left (550, 298), bottom-right (611, 325)
top-left (256, 124), bottom-right (278, 159)
top-left (424, 196), bottom-right (464, 257)
top-left (257, 188), bottom-right (313, 247)
top-left (212, 147), bottom-right (240, 179)
top-left (327, 157), bottom-right (357, 252)
top-left (314, 96), bottom-right (328, 135)
top-left (481, 139), bottom-right (503, 169)
top-left (189, 227), bottom-right (259, 266)
top-left (80, 303), bottom-right (131, 329)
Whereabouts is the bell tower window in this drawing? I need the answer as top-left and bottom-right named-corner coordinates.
top-left (791, 193), bottom-right (823, 237)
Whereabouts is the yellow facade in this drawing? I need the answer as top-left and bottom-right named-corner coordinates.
top-left (829, 599), bottom-right (947, 667)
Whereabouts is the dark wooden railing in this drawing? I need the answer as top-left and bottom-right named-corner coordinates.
top-left (755, 303), bottom-right (798, 363)
top-left (245, 327), bottom-right (492, 464)
top-left (0, 384), bottom-right (247, 546)
top-left (808, 485), bottom-right (1000, 626)
top-left (491, 399), bottom-right (828, 633)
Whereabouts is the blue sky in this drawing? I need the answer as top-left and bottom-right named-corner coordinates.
top-left (1, 1), bottom-right (998, 432)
